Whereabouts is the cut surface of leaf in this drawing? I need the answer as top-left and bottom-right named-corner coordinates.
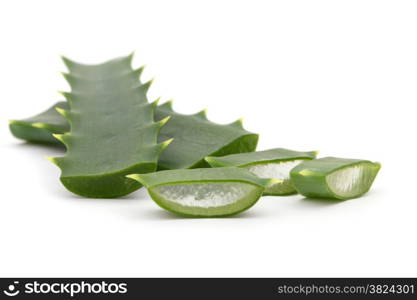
top-left (127, 167), bottom-right (271, 217)
top-left (246, 160), bottom-right (305, 195)
top-left (153, 183), bottom-right (257, 208)
top-left (52, 55), bottom-right (167, 198)
top-left (205, 148), bottom-right (317, 195)
top-left (290, 157), bottom-right (381, 200)
top-left (9, 102), bottom-right (69, 144)
top-left (11, 100), bottom-right (259, 170)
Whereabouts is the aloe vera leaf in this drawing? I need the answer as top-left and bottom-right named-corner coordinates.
top-left (205, 148), bottom-right (317, 195)
top-left (50, 55), bottom-right (171, 198)
top-left (127, 167), bottom-right (273, 217)
top-left (155, 101), bottom-right (258, 169)
top-left (290, 157), bottom-right (381, 200)
top-left (10, 100), bottom-right (259, 170)
top-left (9, 102), bottom-right (69, 144)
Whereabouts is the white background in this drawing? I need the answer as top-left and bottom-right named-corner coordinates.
top-left (0, 0), bottom-right (416, 277)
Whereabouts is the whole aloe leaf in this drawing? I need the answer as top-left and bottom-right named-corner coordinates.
top-left (127, 167), bottom-right (273, 217)
top-left (50, 55), bottom-right (171, 198)
top-left (10, 102), bottom-right (258, 169)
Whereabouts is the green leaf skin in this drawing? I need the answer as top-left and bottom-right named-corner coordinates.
top-left (51, 55), bottom-right (170, 198)
top-left (155, 101), bottom-right (258, 169)
top-left (290, 157), bottom-right (381, 200)
top-left (9, 102), bottom-right (69, 144)
top-left (205, 148), bottom-right (317, 195)
top-left (10, 100), bottom-right (258, 170)
top-left (127, 167), bottom-right (272, 217)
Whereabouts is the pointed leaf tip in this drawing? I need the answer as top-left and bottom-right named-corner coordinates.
top-left (126, 174), bottom-right (138, 180)
top-left (55, 107), bottom-right (70, 119)
top-left (127, 51), bottom-right (135, 65)
top-left (52, 133), bottom-right (71, 147)
top-left (229, 118), bottom-right (244, 129)
top-left (160, 138), bottom-right (174, 151)
top-left (47, 156), bottom-right (61, 167)
top-left (58, 91), bottom-right (72, 99)
top-left (194, 109), bottom-right (208, 120)
top-left (151, 97), bottom-right (161, 108)
top-left (52, 133), bottom-right (65, 143)
top-left (143, 78), bottom-right (154, 91)
top-left (61, 56), bottom-right (76, 69)
top-left (126, 174), bottom-right (147, 186)
top-left (204, 156), bottom-right (216, 164)
top-left (61, 72), bottom-right (77, 86)
top-left (133, 66), bottom-right (145, 78)
top-left (60, 55), bottom-right (69, 63)
top-left (158, 116), bottom-right (171, 127)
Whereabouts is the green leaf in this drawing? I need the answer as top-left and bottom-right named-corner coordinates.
top-left (10, 102), bottom-right (258, 170)
top-left (205, 148), bottom-right (317, 195)
top-left (9, 102), bottom-right (69, 144)
top-left (127, 167), bottom-right (272, 217)
top-left (155, 101), bottom-right (258, 169)
top-left (290, 157), bottom-right (381, 200)
top-left (51, 54), bottom-right (170, 198)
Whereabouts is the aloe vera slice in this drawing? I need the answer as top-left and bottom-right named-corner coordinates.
top-left (155, 101), bottom-right (258, 169)
top-left (127, 167), bottom-right (272, 217)
top-left (290, 157), bottom-right (381, 200)
top-left (9, 102), bottom-right (69, 144)
top-left (205, 148), bottom-right (317, 195)
top-left (50, 55), bottom-right (171, 198)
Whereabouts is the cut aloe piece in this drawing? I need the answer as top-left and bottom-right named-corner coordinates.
top-left (9, 102), bottom-right (69, 144)
top-left (205, 148), bottom-right (317, 195)
top-left (50, 55), bottom-right (171, 198)
top-left (290, 157), bottom-right (381, 200)
top-left (10, 100), bottom-right (258, 169)
top-left (127, 167), bottom-right (273, 217)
